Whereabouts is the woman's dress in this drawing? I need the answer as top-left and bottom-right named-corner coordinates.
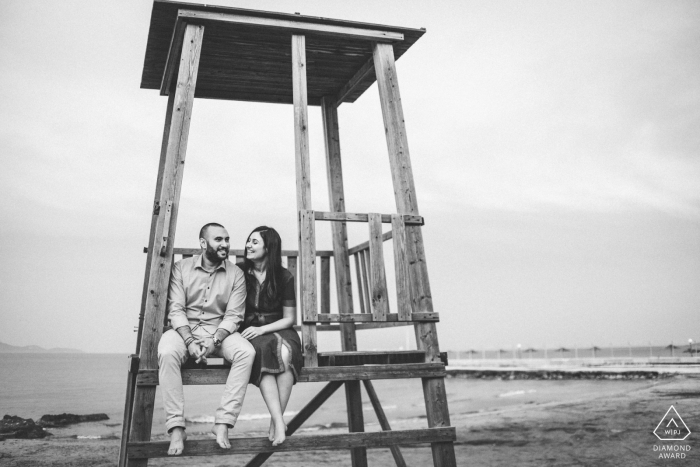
top-left (237, 263), bottom-right (303, 386)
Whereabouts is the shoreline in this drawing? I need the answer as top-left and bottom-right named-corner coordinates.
top-left (2, 375), bottom-right (699, 466)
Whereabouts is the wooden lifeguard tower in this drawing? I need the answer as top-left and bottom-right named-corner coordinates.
top-left (119, 1), bottom-right (457, 466)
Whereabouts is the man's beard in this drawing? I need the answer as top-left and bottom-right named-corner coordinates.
top-left (205, 244), bottom-right (228, 263)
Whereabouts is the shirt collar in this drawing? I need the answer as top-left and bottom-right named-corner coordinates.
top-left (195, 254), bottom-right (228, 272)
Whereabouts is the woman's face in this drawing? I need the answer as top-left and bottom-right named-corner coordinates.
top-left (246, 232), bottom-right (266, 261)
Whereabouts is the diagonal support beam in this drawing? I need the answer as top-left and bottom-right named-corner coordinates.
top-left (244, 381), bottom-right (343, 467)
top-left (362, 380), bottom-right (407, 467)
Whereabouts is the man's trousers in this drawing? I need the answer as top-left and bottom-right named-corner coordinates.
top-left (157, 328), bottom-right (255, 432)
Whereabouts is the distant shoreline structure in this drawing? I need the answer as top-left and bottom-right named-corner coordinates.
top-left (0, 341), bottom-right (83, 354)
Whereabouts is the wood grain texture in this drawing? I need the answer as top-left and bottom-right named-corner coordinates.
top-left (391, 214), bottom-right (412, 321)
top-left (128, 24), bottom-right (204, 463)
top-left (345, 380), bottom-right (368, 467)
top-left (348, 230), bottom-right (392, 256)
top-left (127, 427), bottom-right (455, 459)
top-left (179, 9), bottom-right (404, 42)
top-left (359, 251), bottom-right (371, 314)
top-left (299, 210), bottom-right (317, 322)
top-left (136, 363), bottom-right (447, 386)
top-left (373, 39), bottom-right (456, 467)
top-left (368, 213), bottom-right (389, 321)
top-left (353, 253), bottom-right (366, 314)
top-left (314, 211), bottom-right (423, 225)
top-left (320, 256), bottom-right (331, 314)
top-left (292, 34), bottom-right (311, 212)
top-left (297, 363), bottom-right (446, 382)
top-left (335, 56), bottom-right (375, 105)
top-left (321, 97), bottom-right (357, 356)
top-left (362, 380), bottom-right (407, 467)
top-left (167, 247), bottom-right (334, 257)
top-left (307, 312), bottom-right (438, 323)
top-left (141, 2), bottom-right (426, 104)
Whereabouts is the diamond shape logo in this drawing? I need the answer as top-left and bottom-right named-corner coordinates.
top-left (654, 406), bottom-right (691, 441)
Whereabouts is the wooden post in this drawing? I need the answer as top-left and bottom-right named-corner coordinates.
top-left (320, 256), bottom-right (331, 314)
top-left (368, 213), bottom-right (389, 321)
top-left (391, 214), bottom-right (413, 321)
top-left (321, 97), bottom-right (367, 466)
top-left (118, 90), bottom-right (177, 467)
top-left (126, 23), bottom-right (204, 467)
top-left (373, 41), bottom-right (456, 467)
top-left (292, 34), bottom-right (318, 369)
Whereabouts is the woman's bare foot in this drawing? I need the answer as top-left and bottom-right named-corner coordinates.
top-left (268, 419), bottom-right (275, 442)
top-left (271, 419), bottom-right (287, 446)
top-left (167, 427), bottom-right (187, 456)
top-left (211, 423), bottom-right (231, 449)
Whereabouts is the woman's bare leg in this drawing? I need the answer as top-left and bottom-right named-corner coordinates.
top-left (268, 345), bottom-right (294, 445)
top-left (259, 374), bottom-right (285, 445)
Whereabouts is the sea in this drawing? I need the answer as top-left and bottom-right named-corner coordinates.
top-left (0, 353), bottom-right (445, 441)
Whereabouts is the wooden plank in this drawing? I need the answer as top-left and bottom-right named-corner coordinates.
top-left (245, 381), bottom-right (343, 467)
top-left (178, 9), bottom-right (404, 42)
top-left (368, 213), bottom-right (389, 321)
top-left (299, 210), bottom-right (317, 323)
top-left (373, 41), bottom-right (456, 467)
top-left (391, 215), bottom-right (412, 321)
top-left (128, 428), bottom-right (455, 459)
top-left (321, 96), bottom-right (357, 359)
top-left (295, 322), bottom-right (410, 332)
top-left (359, 251), bottom-right (371, 314)
top-left (298, 363), bottom-right (446, 383)
top-left (119, 88), bottom-right (177, 467)
top-left (167, 248), bottom-right (333, 257)
top-left (307, 312), bottom-right (438, 323)
top-left (320, 256), bottom-right (331, 314)
top-left (362, 380), bottom-right (407, 467)
top-left (137, 363), bottom-right (445, 386)
top-left (348, 231), bottom-right (392, 256)
top-left (314, 211), bottom-right (423, 225)
top-left (353, 254), bottom-right (366, 314)
top-left (128, 23), bottom-right (205, 464)
top-left (159, 17), bottom-right (186, 95)
top-left (292, 34), bottom-right (312, 212)
top-left (345, 381), bottom-right (367, 467)
top-left (335, 57), bottom-right (375, 105)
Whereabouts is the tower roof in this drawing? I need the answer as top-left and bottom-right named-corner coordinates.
top-left (140, 0), bottom-right (425, 105)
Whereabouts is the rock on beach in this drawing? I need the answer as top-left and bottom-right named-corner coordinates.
top-left (0, 415), bottom-right (49, 440)
top-left (37, 413), bottom-right (109, 428)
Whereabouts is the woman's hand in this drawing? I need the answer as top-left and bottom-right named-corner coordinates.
top-left (241, 326), bottom-right (265, 340)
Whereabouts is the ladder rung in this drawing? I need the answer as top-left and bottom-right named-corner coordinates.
top-left (127, 427), bottom-right (455, 459)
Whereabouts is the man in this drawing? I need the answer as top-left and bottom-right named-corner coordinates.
top-left (158, 223), bottom-right (254, 455)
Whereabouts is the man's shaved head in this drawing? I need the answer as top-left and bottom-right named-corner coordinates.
top-left (199, 223), bottom-right (225, 241)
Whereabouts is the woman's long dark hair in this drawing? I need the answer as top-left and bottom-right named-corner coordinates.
top-left (243, 226), bottom-right (283, 304)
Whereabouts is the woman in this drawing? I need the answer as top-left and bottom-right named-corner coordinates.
top-left (238, 226), bottom-right (302, 446)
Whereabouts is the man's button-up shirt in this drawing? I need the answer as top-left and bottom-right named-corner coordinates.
top-left (167, 255), bottom-right (246, 335)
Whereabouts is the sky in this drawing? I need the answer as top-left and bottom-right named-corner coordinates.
top-left (0, 0), bottom-right (698, 354)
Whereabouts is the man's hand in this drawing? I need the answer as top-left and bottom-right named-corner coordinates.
top-left (241, 326), bottom-right (265, 340)
top-left (200, 336), bottom-right (216, 360)
top-left (187, 340), bottom-right (206, 363)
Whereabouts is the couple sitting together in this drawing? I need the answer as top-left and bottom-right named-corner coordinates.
top-left (158, 223), bottom-right (302, 455)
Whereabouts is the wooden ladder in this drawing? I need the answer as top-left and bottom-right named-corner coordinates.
top-left (118, 7), bottom-right (456, 466)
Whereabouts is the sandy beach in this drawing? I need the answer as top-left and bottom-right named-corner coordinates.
top-left (2, 372), bottom-right (697, 466)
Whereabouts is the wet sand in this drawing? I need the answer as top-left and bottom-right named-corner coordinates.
top-left (1, 375), bottom-right (698, 466)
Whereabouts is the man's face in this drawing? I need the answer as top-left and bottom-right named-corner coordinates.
top-left (200, 226), bottom-right (230, 262)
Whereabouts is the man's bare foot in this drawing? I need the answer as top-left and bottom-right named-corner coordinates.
top-left (271, 419), bottom-right (287, 446)
top-left (167, 427), bottom-right (187, 456)
top-left (211, 423), bottom-right (231, 449)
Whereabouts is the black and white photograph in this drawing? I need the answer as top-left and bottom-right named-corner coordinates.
top-left (1, 0), bottom-right (698, 465)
